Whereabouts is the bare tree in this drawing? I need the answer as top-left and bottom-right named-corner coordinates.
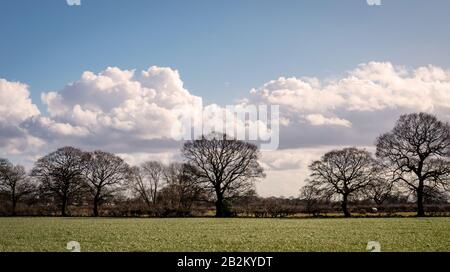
top-left (82, 151), bottom-right (131, 216)
top-left (141, 161), bottom-right (165, 205)
top-left (129, 161), bottom-right (165, 209)
top-left (31, 147), bottom-right (85, 216)
top-left (130, 166), bottom-right (152, 209)
top-left (306, 147), bottom-right (377, 217)
top-left (300, 184), bottom-right (325, 217)
top-left (363, 173), bottom-right (396, 206)
top-left (161, 163), bottom-right (206, 215)
top-left (376, 113), bottom-right (450, 216)
top-left (0, 159), bottom-right (35, 215)
top-left (421, 186), bottom-right (449, 204)
top-left (182, 133), bottom-right (265, 217)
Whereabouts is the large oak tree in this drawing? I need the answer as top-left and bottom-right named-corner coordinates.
top-left (376, 112), bottom-right (450, 216)
top-left (82, 151), bottom-right (131, 216)
top-left (182, 133), bottom-right (265, 217)
top-left (306, 147), bottom-right (377, 217)
top-left (31, 147), bottom-right (85, 216)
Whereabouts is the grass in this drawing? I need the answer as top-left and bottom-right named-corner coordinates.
top-left (0, 217), bottom-right (449, 252)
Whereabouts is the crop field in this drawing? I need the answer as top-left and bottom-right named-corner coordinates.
top-left (0, 217), bottom-right (449, 252)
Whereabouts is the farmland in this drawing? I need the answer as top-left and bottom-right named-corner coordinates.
top-left (0, 217), bottom-right (449, 252)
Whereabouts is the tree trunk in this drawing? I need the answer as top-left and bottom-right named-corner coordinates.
top-left (417, 182), bottom-right (425, 217)
top-left (11, 188), bottom-right (17, 216)
top-left (61, 197), bottom-right (68, 217)
top-left (144, 197), bottom-right (152, 210)
top-left (93, 196), bottom-right (99, 217)
top-left (341, 194), bottom-right (351, 217)
top-left (215, 194), bottom-right (225, 217)
top-left (152, 184), bottom-right (158, 205)
top-left (11, 197), bottom-right (17, 216)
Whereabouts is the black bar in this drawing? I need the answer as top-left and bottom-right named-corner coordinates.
top-left (0, 252), bottom-right (447, 271)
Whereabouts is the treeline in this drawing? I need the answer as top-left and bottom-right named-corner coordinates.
top-left (0, 133), bottom-right (265, 217)
top-left (0, 149), bottom-right (208, 217)
top-left (302, 112), bottom-right (450, 217)
top-left (0, 112), bottom-right (450, 217)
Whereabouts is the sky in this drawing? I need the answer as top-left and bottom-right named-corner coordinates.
top-left (1, 0), bottom-right (450, 197)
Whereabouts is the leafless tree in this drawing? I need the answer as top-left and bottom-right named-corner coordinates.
top-left (376, 113), bottom-right (450, 216)
top-left (0, 159), bottom-right (35, 215)
top-left (300, 184), bottom-right (326, 217)
top-left (141, 161), bottom-right (165, 205)
top-left (130, 166), bottom-right (152, 208)
top-left (365, 181), bottom-right (395, 206)
top-left (421, 186), bottom-right (449, 204)
top-left (182, 133), bottom-right (265, 217)
top-left (31, 147), bottom-right (85, 216)
top-left (82, 151), bottom-right (131, 216)
top-left (160, 163), bottom-right (206, 215)
top-left (129, 161), bottom-right (165, 209)
top-left (306, 147), bottom-right (378, 217)
top-left (362, 166), bottom-right (397, 206)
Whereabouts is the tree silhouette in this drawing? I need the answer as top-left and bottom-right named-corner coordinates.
top-left (31, 147), bottom-right (85, 216)
top-left (160, 163), bottom-right (206, 216)
top-left (82, 150), bottom-right (131, 216)
top-left (363, 173), bottom-right (396, 206)
top-left (0, 158), bottom-right (35, 215)
top-left (182, 133), bottom-right (265, 217)
top-left (376, 113), bottom-right (450, 216)
top-left (129, 161), bottom-right (166, 209)
top-left (306, 147), bottom-right (377, 217)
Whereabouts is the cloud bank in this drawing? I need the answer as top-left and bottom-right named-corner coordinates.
top-left (248, 62), bottom-right (450, 125)
top-left (1, 61), bottom-right (450, 196)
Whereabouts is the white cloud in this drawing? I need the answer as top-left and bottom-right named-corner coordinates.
top-left (22, 116), bottom-right (90, 137)
top-left (249, 62), bottom-right (450, 125)
top-left (0, 79), bottom-right (40, 124)
top-left (0, 79), bottom-right (43, 155)
top-left (258, 147), bottom-right (335, 197)
top-left (305, 114), bottom-right (352, 127)
top-left (258, 146), bottom-right (376, 197)
top-left (24, 66), bottom-right (274, 150)
top-left (2, 61), bottom-right (450, 196)
top-left (66, 0), bottom-right (81, 6)
top-left (35, 66), bottom-right (203, 142)
top-left (117, 151), bottom-right (181, 166)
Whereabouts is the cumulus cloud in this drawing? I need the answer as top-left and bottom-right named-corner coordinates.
top-left (2, 61), bottom-right (450, 196)
top-left (38, 66), bottom-right (202, 141)
top-left (0, 79), bottom-right (40, 124)
top-left (0, 79), bottom-right (43, 155)
top-left (18, 66), bottom-right (273, 154)
top-left (249, 62), bottom-right (450, 124)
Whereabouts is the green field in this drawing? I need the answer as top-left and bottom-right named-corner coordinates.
top-left (0, 217), bottom-right (449, 252)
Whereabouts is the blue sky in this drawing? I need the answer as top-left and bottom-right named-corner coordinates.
top-left (2, 0), bottom-right (450, 111)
